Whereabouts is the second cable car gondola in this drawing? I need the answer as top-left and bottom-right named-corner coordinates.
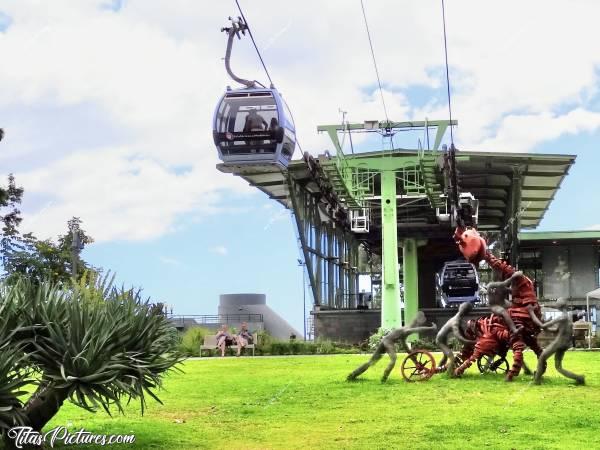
top-left (436, 259), bottom-right (480, 308)
top-left (213, 16), bottom-right (296, 171)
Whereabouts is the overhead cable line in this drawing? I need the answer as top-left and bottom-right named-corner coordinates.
top-left (233, 0), bottom-right (307, 160)
top-left (234, 0), bottom-right (274, 86)
top-left (441, 0), bottom-right (454, 146)
top-left (360, 0), bottom-right (390, 126)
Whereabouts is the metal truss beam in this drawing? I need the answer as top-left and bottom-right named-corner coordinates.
top-left (287, 175), bottom-right (361, 310)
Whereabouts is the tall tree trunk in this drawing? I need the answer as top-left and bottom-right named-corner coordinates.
top-left (23, 383), bottom-right (69, 432)
top-left (3, 383), bottom-right (70, 449)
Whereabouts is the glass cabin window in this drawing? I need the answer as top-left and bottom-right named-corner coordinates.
top-left (217, 94), bottom-right (278, 134)
top-left (215, 92), bottom-right (280, 155)
top-left (282, 99), bottom-right (295, 129)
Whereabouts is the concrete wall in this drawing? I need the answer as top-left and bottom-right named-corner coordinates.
top-left (313, 309), bottom-right (381, 344)
top-left (421, 307), bottom-right (491, 330)
top-left (313, 307), bottom-right (493, 344)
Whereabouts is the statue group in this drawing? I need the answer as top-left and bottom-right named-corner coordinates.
top-left (348, 227), bottom-right (585, 385)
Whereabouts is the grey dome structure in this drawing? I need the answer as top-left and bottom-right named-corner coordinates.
top-left (219, 293), bottom-right (301, 340)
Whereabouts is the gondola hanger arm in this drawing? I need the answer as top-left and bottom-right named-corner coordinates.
top-left (221, 16), bottom-right (257, 89)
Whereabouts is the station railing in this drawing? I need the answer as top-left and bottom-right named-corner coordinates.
top-left (167, 314), bottom-right (264, 328)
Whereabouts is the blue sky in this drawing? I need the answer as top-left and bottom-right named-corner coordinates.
top-left (1, 1), bottom-right (600, 333)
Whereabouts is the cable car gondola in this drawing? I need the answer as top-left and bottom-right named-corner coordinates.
top-left (213, 17), bottom-right (296, 171)
top-left (436, 259), bottom-right (480, 308)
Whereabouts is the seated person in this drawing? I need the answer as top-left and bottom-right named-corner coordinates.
top-left (243, 108), bottom-right (269, 148)
top-left (243, 108), bottom-right (268, 132)
top-left (216, 324), bottom-right (235, 357)
top-left (236, 322), bottom-right (254, 357)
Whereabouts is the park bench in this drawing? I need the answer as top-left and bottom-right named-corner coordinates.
top-left (199, 333), bottom-right (256, 357)
top-left (538, 322), bottom-right (593, 348)
top-left (573, 321), bottom-right (592, 348)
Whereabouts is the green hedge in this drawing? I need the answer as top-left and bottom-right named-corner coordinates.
top-left (178, 327), bottom-right (212, 357)
top-left (179, 328), bottom-right (363, 357)
top-left (257, 339), bottom-right (352, 356)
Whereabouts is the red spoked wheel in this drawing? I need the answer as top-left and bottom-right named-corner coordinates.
top-left (401, 350), bottom-right (437, 382)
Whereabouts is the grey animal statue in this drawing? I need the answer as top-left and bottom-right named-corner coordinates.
top-left (487, 271), bottom-right (523, 335)
top-left (533, 298), bottom-right (585, 385)
top-left (347, 311), bottom-right (437, 382)
top-left (435, 302), bottom-right (476, 376)
top-left (486, 271), bottom-right (537, 376)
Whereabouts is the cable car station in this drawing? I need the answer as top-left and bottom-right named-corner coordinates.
top-left (216, 117), bottom-right (599, 342)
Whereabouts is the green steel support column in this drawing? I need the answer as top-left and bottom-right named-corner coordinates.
top-left (337, 228), bottom-right (345, 307)
top-left (401, 238), bottom-right (426, 330)
top-left (315, 220), bottom-right (322, 304)
top-left (350, 240), bottom-right (358, 308)
top-left (510, 167), bottom-right (522, 268)
top-left (381, 170), bottom-right (401, 328)
top-left (327, 224), bottom-right (334, 307)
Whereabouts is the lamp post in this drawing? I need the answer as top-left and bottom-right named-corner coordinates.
top-left (297, 259), bottom-right (307, 341)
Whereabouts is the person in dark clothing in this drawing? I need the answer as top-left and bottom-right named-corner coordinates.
top-left (243, 108), bottom-right (268, 132)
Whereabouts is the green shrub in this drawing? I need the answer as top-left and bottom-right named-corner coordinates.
top-left (270, 341), bottom-right (285, 355)
top-left (367, 327), bottom-right (391, 351)
top-left (287, 341), bottom-right (302, 354)
top-left (316, 338), bottom-right (336, 354)
top-left (367, 328), bottom-right (439, 353)
top-left (411, 337), bottom-right (438, 351)
top-left (179, 327), bottom-right (212, 357)
top-left (255, 330), bottom-right (273, 355)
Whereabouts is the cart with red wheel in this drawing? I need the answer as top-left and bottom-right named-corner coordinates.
top-left (400, 350), bottom-right (437, 382)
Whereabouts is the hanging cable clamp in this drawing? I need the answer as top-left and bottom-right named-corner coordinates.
top-left (221, 16), bottom-right (248, 39)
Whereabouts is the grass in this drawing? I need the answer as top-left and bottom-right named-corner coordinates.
top-left (17, 352), bottom-right (600, 449)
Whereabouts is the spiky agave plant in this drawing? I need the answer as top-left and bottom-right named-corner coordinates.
top-left (0, 282), bottom-right (31, 435)
top-left (0, 345), bottom-right (29, 433)
top-left (14, 274), bottom-right (184, 432)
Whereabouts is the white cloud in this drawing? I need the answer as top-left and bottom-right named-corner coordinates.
top-left (210, 245), bottom-right (228, 256)
top-left (159, 256), bottom-right (184, 267)
top-left (0, 0), bottom-right (599, 241)
top-left (478, 109), bottom-right (600, 153)
top-left (263, 209), bottom-right (289, 231)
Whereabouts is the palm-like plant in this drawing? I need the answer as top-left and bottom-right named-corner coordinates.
top-left (0, 347), bottom-right (28, 433)
top-left (0, 283), bottom-right (30, 434)
top-left (2, 275), bottom-right (184, 435)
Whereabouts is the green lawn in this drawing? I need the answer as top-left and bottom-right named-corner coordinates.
top-left (27, 352), bottom-right (600, 449)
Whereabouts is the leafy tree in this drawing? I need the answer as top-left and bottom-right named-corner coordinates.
top-left (0, 174), bottom-right (25, 269)
top-left (0, 175), bottom-right (95, 283)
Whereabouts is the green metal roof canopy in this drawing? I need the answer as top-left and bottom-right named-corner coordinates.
top-left (337, 148), bottom-right (575, 233)
top-left (453, 151), bottom-right (575, 230)
top-left (519, 230), bottom-right (600, 244)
